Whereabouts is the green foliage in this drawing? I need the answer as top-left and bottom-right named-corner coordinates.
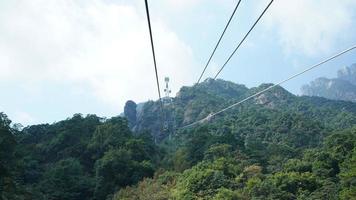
top-left (1, 114), bottom-right (160, 200)
top-left (113, 171), bottom-right (178, 200)
top-left (212, 188), bottom-right (242, 200)
top-left (174, 163), bottom-right (232, 199)
top-left (172, 154), bottom-right (242, 200)
top-left (2, 79), bottom-right (356, 199)
top-left (94, 148), bottom-right (154, 199)
top-left (0, 113), bottom-right (24, 200)
top-left (339, 147), bottom-right (356, 200)
top-left (88, 117), bottom-right (131, 157)
top-left (283, 159), bottom-right (312, 173)
top-left (324, 127), bottom-right (356, 160)
top-left (37, 158), bottom-right (94, 200)
top-left (172, 148), bottom-right (191, 172)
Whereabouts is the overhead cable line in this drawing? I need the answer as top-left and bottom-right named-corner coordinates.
top-left (213, 0), bottom-right (274, 80)
top-left (197, 0), bottom-right (242, 84)
top-left (144, 0), bottom-right (165, 138)
top-left (181, 44), bottom-right (356, 129)
top-left (144, 0), bottom-right (163, 111)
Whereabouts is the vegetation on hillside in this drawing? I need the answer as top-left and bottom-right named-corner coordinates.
top-left (0, 113), bottom-right (159, 200)
top-left (1, 79), bottom-right (356, 199)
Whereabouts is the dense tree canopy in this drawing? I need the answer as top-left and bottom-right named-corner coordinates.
top-left (0, 114), bottom-right (159, 200)
top-left (1, 80), bottom-right (356, 199)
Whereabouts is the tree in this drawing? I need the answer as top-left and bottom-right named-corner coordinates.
top-left (94, 148), bottom-right (154, 200)
top-left (88, 117), bottom-right (131, 158)
top-left (0, 113), bottom-right (18, 200)
top-left (38, 158), bottom-right (94, 200)
top-left (339, 148), bottom-right (356, 200)
top-left (173, 159), bottom-right (238, 200)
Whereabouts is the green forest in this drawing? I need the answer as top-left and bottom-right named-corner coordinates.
top-left (1, 79), bottom-right (356, 200)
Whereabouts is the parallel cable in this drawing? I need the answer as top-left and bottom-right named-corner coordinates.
top-left (181, 44), bottom-right (356, 129)
top-left (144, 0), bottom-right (163, 110)
top-left (213, 0), bottom-right (274, 79)
top-left (197, 0), bottom-right (242, 84)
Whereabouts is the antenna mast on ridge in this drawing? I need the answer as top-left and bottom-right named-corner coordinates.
top-left (163, 77), bottom-right (172, 104)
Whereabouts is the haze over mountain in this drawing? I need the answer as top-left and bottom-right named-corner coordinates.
top-left (301, 64), bottom-right (356, 102)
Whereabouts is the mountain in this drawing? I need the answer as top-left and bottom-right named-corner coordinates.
top-left (338, 63), bottom-right (356, 85)
top-left (117, 79), bottom-right (356, 200)
top-left (301, 64), bottom-right (356, 102)
top-left (1, 78), bottom-right (356, 200)
top-left (127, 78), bottom-right (356, 141)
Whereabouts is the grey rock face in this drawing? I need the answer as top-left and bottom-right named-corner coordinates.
top-left (124, 100), bottom-right (137, 128)
top-left (301, 64), bottom-right (356, 102)
top-left (337, 64), bottom-right (356, 85)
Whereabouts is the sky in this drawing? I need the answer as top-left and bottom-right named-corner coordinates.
top-left (0, 0), bottom-right (356, 126)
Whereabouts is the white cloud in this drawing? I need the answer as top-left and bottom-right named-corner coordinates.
top-left (0, 0), bottom-right (198, 111)
top-left (12, 111), bottom-right (37, 126)
top-left (262, 0), bottom-right (356, 56)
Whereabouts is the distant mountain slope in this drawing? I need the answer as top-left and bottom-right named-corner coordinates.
top-left (338, 63), bottom-right (356, 85)
top-left (125, 78), bottom-right (356, 141)
top-left (301, 64), bottom-right (356, 102)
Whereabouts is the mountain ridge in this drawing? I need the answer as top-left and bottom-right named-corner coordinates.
top-left (126, 78), bottom-right (356, 141)
top-left (2, 78), bottom-right (356, 199)
top-left (302, 63), bottom-right (356, 102)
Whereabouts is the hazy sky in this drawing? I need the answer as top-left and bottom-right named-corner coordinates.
top-left (1, 0), bottom-right (356, 125)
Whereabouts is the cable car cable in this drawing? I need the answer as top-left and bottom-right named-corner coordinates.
top-left (144, 0), bottom-right (165, 136)
top-left (181, 44), bottom-right (356, 129)
top-left (197, 0), bottom-right (242, 84)
top-left (144, 0), bottom-right (163, 111)
top-left (213, 0), bottom-right (274, 80)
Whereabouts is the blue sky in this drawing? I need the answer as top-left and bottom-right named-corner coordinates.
top-left (0, 0), bottom-right (356, 125)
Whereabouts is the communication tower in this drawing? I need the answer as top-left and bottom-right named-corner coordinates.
top-left (164, 77), bottom-right (171, 98)
top-left (163, 77), bottom-right (172, 104)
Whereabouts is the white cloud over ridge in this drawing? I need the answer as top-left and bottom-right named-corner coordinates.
top-left (263, 0), bottom-right (356, 56)
top-left (13, 111), bottom-right (36, 125)
top-left (0, 0), bottom-right (197, 111)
